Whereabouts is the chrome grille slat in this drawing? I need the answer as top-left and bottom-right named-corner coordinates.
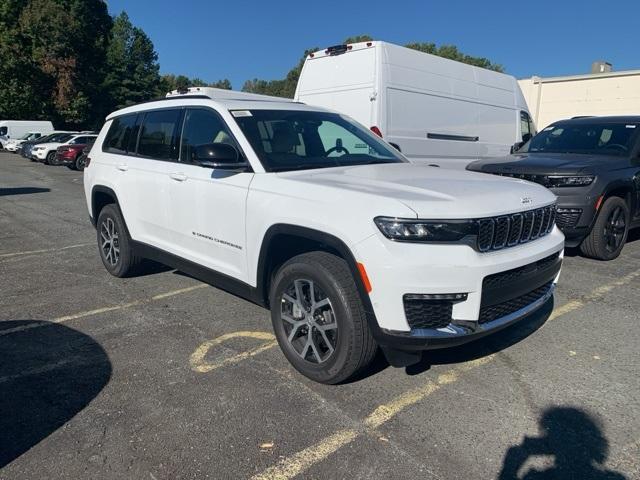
top-left (476, 205), bottom-right (556, 252)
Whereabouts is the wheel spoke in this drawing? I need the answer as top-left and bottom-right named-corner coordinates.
top-left (316, 322), bottom-right (337, 332)
top-left (313, 298), bottom-right (330, 311)
top-left (287, 324), bottom-right (303, 342)
top-left (309, 334), bottom-right (322, 363)
top-left (318, 329), bottom-right (335, 355)
top-left (294, 280), bottom-right (306, 308)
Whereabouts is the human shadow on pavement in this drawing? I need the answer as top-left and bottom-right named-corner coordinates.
top-left (0, 320), bottom-right (112, 468)
top-left (498, 406), bottom-right (627, 479)
top-left (406, 296), bottom-right (554, 375)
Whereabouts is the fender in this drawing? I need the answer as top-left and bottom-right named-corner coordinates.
top-left (255, 224), bottom-right (386, 336)
top-left (90, 185), bottom-right (120, 226)
top-left (602, 178), bottom-right (637, 216)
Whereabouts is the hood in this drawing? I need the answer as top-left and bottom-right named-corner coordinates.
top-left (277, 163), bottom-right (556, 219)
top-left (33, 142), bottom-right (61, 149)
top-left (468, 152), bottom-right (627, 175)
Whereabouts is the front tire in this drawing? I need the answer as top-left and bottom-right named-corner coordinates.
top-left (269, 252), bottom-right (377, 384)
top-left (96, 204), bottom-right (141, 277)
top-left (580, 196), bottom-right (629, 260)
top-left (45, 151), bottom-right (57, 165)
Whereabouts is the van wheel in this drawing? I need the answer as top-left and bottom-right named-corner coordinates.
top-left (580, 197), bottom-right (629, 260)
top-left (96, 204), bottom-right (141, 277)
top-left (269, 252), bottom-right (377, 384)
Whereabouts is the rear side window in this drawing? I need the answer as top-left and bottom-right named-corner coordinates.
top-left (70, 136), bottom-right (96, 145)
top-left (103, 114), bottom-right (138, 154)
top-left (138, 109), bottom-right (181, 160)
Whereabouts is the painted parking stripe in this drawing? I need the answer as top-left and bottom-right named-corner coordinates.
top-left (0, 284), bottom-right (208, 337)
top-left (0, 242), bottom-right (94, 259)
top-left (250, 355), bottom-right (494, 480)
top-left (190, 331), bottom-right (278, 373)
top-left (250, 268), bottom-right (640, 480)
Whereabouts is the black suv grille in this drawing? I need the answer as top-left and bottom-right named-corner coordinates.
top-left (403, 298), bottom-right (452, 329)
top-left (482, 252), bottom-right (560, 290)
top-left (476, 205), bottom-right (556, 252)
top-left (479, 282), bottom-right (553, 324)
top-left (555, 208), bottom-right (582, 229)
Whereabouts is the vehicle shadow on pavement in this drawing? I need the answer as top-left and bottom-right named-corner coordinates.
top-left (497, 406), bottom-right (627, 479)
top-left (0, 187), bottom-right (50, 196)
top-left (0, 320), bottom-right (112, 468)
top-left (407, 297), bottom-right (554, 375)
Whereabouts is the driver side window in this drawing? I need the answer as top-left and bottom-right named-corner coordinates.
top-left (180, 108), bottom-right (236, 162)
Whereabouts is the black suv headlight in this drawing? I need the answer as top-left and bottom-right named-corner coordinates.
top-left (374, 217), bottom-right (476, 242)
top-left (546, 175), bottom-right (595, 187)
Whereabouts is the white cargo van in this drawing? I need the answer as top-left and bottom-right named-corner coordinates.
top-left (0, 120), bottom-right (54, 149)
top-left (295, 41), bottom-right (535, 169)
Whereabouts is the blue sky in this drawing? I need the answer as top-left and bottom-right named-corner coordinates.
top-left (107, 0), bottom-right (638, 89)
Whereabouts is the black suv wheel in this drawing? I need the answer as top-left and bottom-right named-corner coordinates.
top-left (96, 204), bottom-right (141, 277)
top-left (580, 196), bottom-right (629, 260)
top-left (269, 252), bottom-right (377, 384)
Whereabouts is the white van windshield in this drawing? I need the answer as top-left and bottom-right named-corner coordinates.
top-left (233, 110), bottom-right (404, 172)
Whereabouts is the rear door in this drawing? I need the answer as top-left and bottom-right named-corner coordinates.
top-left (166, 107), bottom-right (252, 281)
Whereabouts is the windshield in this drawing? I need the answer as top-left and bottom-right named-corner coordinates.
top-left (45, 133), bottom-right (73, 143)
top-left (18, 132), bottom-right (34, 140)
top-left (521, 122), bottom-right (639, 156)
top-left (232, 110), bottom-right (404, 172)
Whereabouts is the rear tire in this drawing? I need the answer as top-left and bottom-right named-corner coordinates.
top-left (269, 252), bottom-right (377, 384)
top-left (96, 204), bottom-right (142, 277)
top-left (580, 196), bottom-right (629, 260)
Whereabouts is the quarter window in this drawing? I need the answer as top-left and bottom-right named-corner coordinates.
top-left (180, 108), bottom-right (237, 162)
top-left (138, 109), bottom-right (181, 160)
top-left (103, 114), bottom-right (138, 154)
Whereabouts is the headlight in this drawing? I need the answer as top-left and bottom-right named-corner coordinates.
top-left (374, 217), bottom-right (475, 242)
top-left (547, 175), bottom-right (595, 187)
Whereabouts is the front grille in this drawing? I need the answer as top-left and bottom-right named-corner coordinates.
top-left (479, 282), bottom-right (553, 324)
top-left (555, 208), bottom-right (582, 229)
top-left (494, 172), bottom-right (548, 186)
top-left (403, 298), bottom-right (452, 329)
top-left (476, 205), bottom-right (556, 252)
top-left (482, 252), bottom-right (560, 290)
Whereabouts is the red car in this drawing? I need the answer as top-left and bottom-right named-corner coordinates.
top-left (56, 137), bottom-right (96, 170)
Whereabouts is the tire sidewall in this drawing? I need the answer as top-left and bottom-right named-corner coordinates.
top-left (270, 259), bottom-right (358, 383)
top-left (46, 152), bottom-right (56, 165)
top-left (97, 205), bottom-right (130, 277)
top-left (592, 197), bottom-right (629, 260)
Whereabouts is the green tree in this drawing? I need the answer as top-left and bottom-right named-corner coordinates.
top-left (343, 34), bottom-right (373, 44)
top-left (405, 42), bottom-right (504, 72)
top-left (0, 0), bottom-right (111, 127)
top-left (159, 74), bottom-right (232, 93)
top-left (242, 48), bottom-right (317, 98)
top-left (102, 12), bottom-right (161, 112)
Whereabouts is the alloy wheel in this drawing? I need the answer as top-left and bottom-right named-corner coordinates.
top-left (280, 279), bottom-right (337, 364)
top-left (604, 206), bottom-right (626, 253)
top-left (100, 217), bottom-right (120, 266)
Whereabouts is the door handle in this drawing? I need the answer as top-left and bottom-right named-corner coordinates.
top-left (117, 163), bottom-right (128, 171)
top-left (170, 172), bottom-right (187, 182)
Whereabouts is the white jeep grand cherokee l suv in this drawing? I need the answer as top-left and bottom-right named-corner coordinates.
top-left (84, 87), bottom-right (564, 384)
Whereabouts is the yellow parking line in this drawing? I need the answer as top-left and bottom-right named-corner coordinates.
top-left (0, 242), bottom-right (94, 259)
top-left (250, 268), bottom-right (640, 480)
top-left (190, 331), bottom-right (278, 373)
top-left (251, 355), bottom-right (494, 480)
top-left (0, 284), bottom-right (208, 337)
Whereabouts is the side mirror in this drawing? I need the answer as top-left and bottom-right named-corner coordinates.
top-left (510, 141), bottom-right (525, 154)
top-left (192, 143), bottom-right (248, 170)
top-left (389, 142), bottom-right (401, 152)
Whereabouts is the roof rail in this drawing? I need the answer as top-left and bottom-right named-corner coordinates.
top-left (166, 86), bottom-right (297, 103)
top-left (571, 115), bottom-right (595, 119)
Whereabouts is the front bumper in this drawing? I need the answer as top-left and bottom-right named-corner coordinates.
top-left (353, 227), bottom-right (564, 350)
top-left (32, 149), bottom-right (47, 160)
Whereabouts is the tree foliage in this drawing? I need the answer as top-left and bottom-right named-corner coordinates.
top-left (160, 74), bottom-right (232, 93)
top-left (0, 3), bottom-right (231, 129)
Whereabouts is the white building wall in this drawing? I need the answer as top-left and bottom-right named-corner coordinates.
top-left (518, 71), bottom-right (640, 130)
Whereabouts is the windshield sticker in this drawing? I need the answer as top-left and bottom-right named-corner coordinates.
top-left (231, 110), bottom-right (252, 117)
top-left (626, 125), bottom-right (637, 129)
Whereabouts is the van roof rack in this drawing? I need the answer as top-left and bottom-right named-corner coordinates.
top-left (165, 87), bottom-right (298, 103)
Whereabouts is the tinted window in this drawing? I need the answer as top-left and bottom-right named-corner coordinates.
top-left (233, 110), bottom-right (403, 172)
top-left (69, 136), bottom-right (96, 145)
top-left (0, 127), bottom-right (7, 136)
top-left (103, 115), bottom-right (138, 154)
top-left (180, 108), bottom-right (237, 162)
top-left (138, 109), bottom-right (181, 160)
top-left (520, 111), bottom-right (533, 141)
top-left (522, 122), bottom-right (639, 157)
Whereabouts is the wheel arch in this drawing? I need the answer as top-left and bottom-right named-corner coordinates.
top-left (256, 225), bottom-right (375, 314)
top-left (91, 185), bottom-right (119, 227)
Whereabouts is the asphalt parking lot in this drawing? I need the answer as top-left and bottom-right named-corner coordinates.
top-left (1, 151), bottom-right (639, 480)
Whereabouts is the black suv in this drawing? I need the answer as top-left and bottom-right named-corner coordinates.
top-left (468, 116), bottom-right (640, 260)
